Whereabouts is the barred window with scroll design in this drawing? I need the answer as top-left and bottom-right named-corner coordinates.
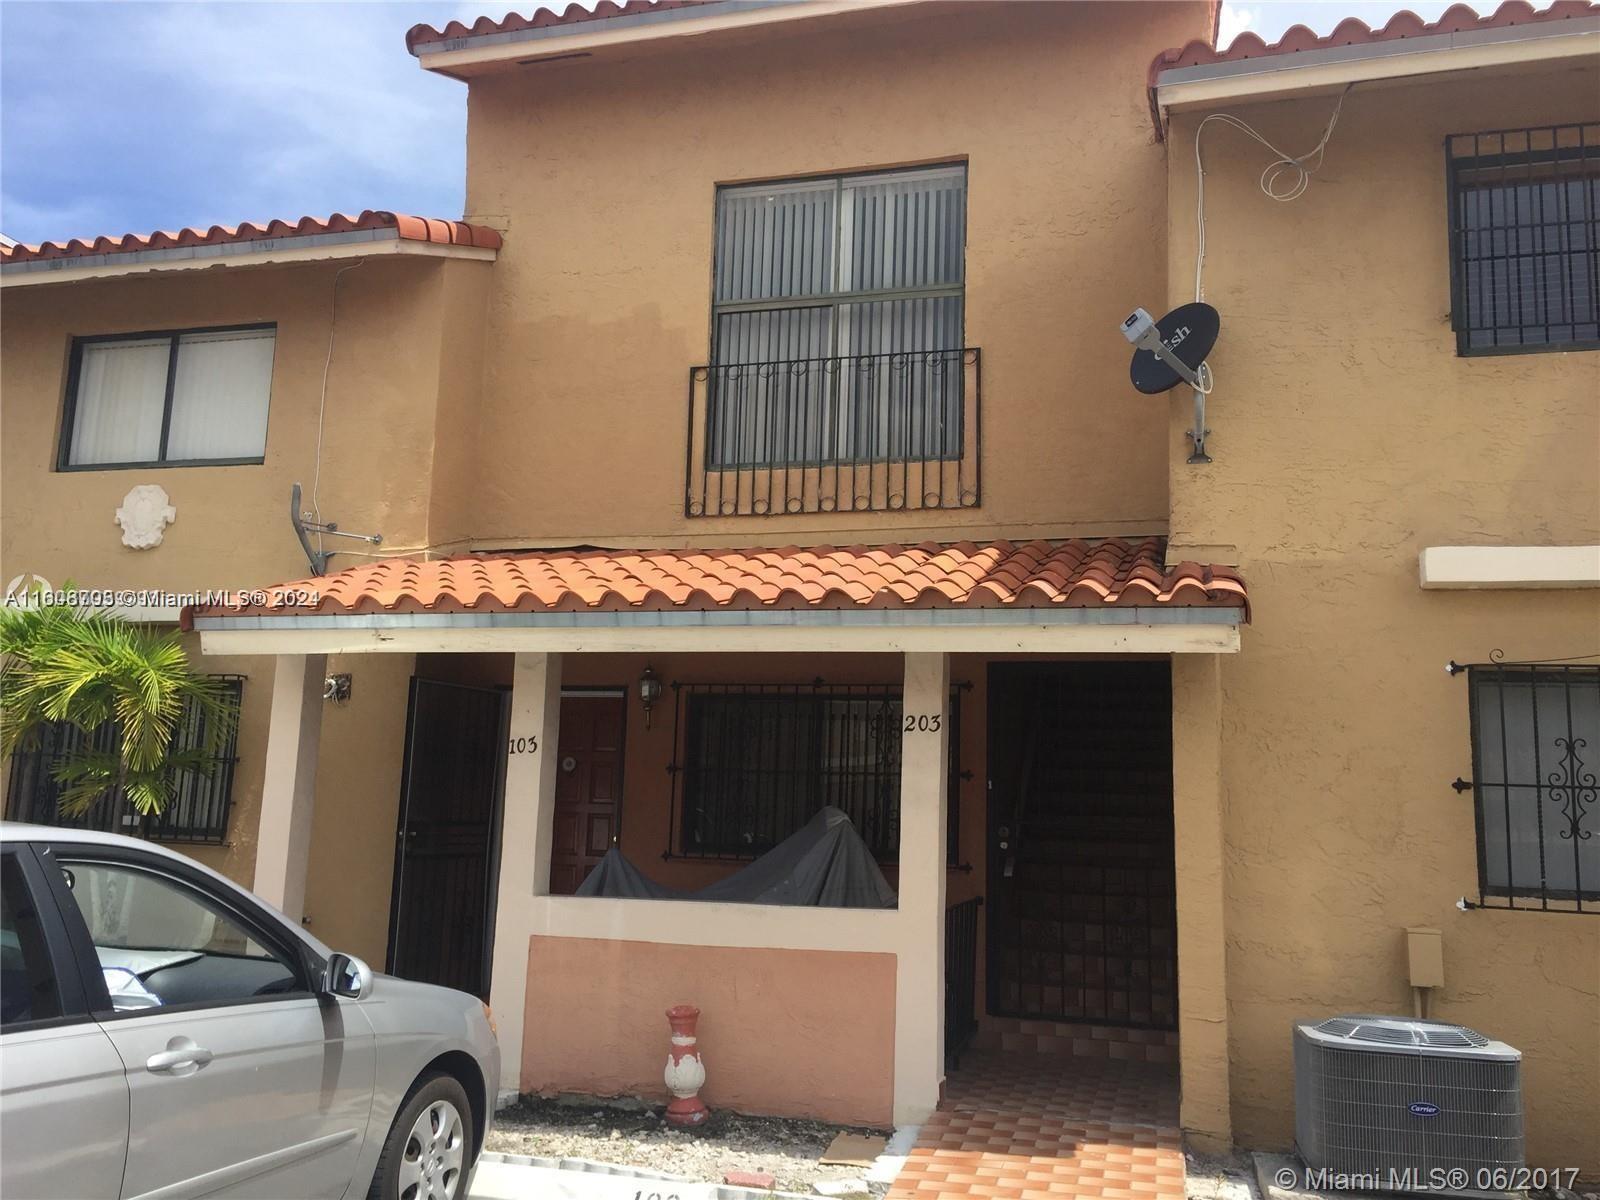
top-left (1465, 665), bottom-right (1598, 912)
top-left (667, 682), bottom-right (963, 865)
top-left (3, 675), bottom-right (244, 845)
top-left (1447, 123), bottom-right (1600, 355)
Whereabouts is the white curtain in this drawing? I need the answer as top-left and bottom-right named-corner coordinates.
top-left (165, 329), bottom-right (275, 461)
top-left (68, 338), bottom-right (170, 465)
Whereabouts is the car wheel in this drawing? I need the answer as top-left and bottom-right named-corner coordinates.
top-left (368, 1072), bottom-right (474, 1200)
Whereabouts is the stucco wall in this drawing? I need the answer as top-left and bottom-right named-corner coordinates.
top-left (458, 0), bottom-right (1212, 549)
top-left (1164, 67), bottom-right (1600, 1169)
top-left (0, 256), bottom-right (491, 592)
top-left (0, 257), bottom-right (490, 891)
top-left (524, 934), bottom-right (897, 1126)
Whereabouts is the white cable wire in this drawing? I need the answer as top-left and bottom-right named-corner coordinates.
top-left (311, 258), bottom-right (366, 525)
top-left (309, 258), bottom-right (366, 560)
top-left (1193, 84), bottom-right (1352, 302)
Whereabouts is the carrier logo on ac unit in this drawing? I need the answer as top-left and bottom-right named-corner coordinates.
top-left (1408, 1101), bottom-right (1441, 1118)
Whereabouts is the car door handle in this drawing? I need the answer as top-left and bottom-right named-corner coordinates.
top-left (146, 1042), bottom-right (214, 1073)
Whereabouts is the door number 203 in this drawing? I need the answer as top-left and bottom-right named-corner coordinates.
top-left (904, 714), bottom-right (943, 733)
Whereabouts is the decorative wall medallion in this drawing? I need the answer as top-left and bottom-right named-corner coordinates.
top-left (115, 485), bottom-right (177, 549)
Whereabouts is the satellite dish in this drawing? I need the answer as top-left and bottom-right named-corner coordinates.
top-left (1126, 302), bottom-right (1220, 395)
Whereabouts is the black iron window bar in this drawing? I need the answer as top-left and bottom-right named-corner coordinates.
top-left (1449, 657), bottom-right (1599, 913)
top-left (944, 894), bottom-right (983, 1071)
top-left (1446, 122), bottom-right (1600, 356)
top-left (665, 679), bottom-right (969, 865)
top-left (685, 348), bottom-right (981, 516)
top-left (4, 675), bottom-right (245, 845)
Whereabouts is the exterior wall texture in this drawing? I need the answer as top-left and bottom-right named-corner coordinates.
top-left (1164, 66), bottom-right (1600, 1170)
top-left (458, 0), bottom-right (1212, 549)
top-left (524, 935), bottom-right (897, 1126)
top-left (0, 257), bottom-right (490, 902)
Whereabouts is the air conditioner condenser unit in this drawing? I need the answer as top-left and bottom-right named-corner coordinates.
top-left (1294, 1015), bottom-right (1523, 1196)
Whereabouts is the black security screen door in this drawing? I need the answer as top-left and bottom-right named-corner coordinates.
top-left (388, 678), bottom-right (509, 999)
top-left (987, 662), bottom-right (1177, 1030)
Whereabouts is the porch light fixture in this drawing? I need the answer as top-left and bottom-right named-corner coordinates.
top-left (638, 665), bottom-right (664, 729)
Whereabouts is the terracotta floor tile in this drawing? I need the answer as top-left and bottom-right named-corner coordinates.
top-left (887, 1051), bottom-right (1184, 1200)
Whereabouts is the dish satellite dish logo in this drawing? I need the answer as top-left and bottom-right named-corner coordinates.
top-left (1408, 1101), bottom-right (1441, 1118)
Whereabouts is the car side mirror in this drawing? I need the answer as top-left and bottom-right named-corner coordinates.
top-left (323, 952), bottom-right (373, 1000)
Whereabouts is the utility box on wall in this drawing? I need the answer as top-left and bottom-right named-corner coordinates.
top-left (1406, 927), bottom-right (1445, 989)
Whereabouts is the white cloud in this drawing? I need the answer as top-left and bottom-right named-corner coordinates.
top-left (1217, 2), bottom-right (1258, 44)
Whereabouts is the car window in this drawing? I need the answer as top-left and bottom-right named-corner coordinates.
top-left (1, 852), bottom-right (64, 1027)
top-left (56, 859), bottom-right (301, 1012)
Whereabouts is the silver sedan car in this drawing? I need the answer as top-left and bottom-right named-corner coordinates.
top-left (0, 822), bottom-right (499, 1200)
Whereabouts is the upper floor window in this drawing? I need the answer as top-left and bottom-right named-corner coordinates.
top-left (60, 325), bottom-right (276, 469)
top-left (1465, 664), bottom-right (1599, 912)
top-left (689, 164), bottom-right (977, 516)
top-left (1447, 124), bottom-right (1599, 356)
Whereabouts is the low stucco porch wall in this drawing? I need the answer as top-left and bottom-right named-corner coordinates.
top-left (523, 933), bottom-right (897, 1126)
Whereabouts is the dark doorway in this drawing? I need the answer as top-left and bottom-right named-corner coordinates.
top-left (986, 661), bottom-right (1177, 1029)
top-left (549, 691), bottom-right (627, 895)
top-left (388, 678), bottom-right (509, 998)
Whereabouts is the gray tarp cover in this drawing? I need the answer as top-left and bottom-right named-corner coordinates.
top-left (574, 806), bottom-right (897, 909)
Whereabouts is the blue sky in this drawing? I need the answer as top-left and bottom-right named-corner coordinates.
top-left (2, 1), bottom-right (1470, 245)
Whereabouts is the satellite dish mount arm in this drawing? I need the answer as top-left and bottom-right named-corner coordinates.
top-left (1120, 306), bottom-right (1215, 465)
top-left (290, 483), bottom-right (382, 577)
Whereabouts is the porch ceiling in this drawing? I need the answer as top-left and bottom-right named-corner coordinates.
top-left (187, 539), bottom-right (1247, 655)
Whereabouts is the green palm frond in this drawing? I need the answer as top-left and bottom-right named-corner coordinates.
top-left (2, 598), bottom-right (239, 820)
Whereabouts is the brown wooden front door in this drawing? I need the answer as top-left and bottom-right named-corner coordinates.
top-left (549, 692), bottom-right (626, 895)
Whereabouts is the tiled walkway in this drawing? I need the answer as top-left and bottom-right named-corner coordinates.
top-left (887, 1052), bottom-right (1185, 1200)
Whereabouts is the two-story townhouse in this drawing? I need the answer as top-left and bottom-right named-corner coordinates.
top-left (1149, 2), bottom-right (1599, 1165)
top-left (2, 0), bottom-right (1595, 1184)
top-left (1, 212), bottom-right (502, 958)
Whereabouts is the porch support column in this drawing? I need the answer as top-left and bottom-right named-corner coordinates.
top-left (253, 653), bottom-right (327, 921)
top-left (893, 651), bottom-right (950, 1125)
top-left (489, 651), bottom-right (563, 1105)
top-left (1171, 653), bottom-right (1233, 1149)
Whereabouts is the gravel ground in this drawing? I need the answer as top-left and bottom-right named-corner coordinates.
top-left (486, 1096), bottom-right (887, 1194)
top-left (1185, 1149), bottom-right (1260, 1200)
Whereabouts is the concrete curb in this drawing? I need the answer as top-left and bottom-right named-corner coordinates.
top-left (469, 1151), bottom-right (819, 1200)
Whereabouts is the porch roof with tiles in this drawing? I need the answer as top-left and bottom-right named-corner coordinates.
top-left (187, 539), bottom-right (1247, 657)
top-left (188, 538), bottom-right (1246, 621)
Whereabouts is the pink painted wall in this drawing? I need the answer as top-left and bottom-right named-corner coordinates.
top-left (523, 935), bottom-right (897, 1127)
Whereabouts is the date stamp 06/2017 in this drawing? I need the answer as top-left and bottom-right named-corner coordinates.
top-left (1271, 1164), bottom-right (1587, 1194)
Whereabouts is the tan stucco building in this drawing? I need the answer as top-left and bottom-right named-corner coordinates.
top-left (3, 0), bottom-right (1596, 1182)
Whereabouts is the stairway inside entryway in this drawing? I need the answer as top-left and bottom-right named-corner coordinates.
top-left (888, 1021), bottom-right (1185, 1200)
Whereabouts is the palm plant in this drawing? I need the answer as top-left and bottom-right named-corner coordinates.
top-left (0, 601), bottom-right (236, 820)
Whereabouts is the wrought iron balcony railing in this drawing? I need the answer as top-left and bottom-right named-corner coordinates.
top-left (685, 347), bottom-right (981, 517)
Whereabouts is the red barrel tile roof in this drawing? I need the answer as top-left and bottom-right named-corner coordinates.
top-left (1149, 0), bottom-right (1598, 83)
top-left (185, 539), bottom-right (1248, 624)
top-left (1, 210), bottom-right (502, 266)
top-left (406, 0), bottom-right (711, 53)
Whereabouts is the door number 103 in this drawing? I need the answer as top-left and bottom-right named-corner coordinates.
top-left (904, 714), bottom-right (943, 732)
top-left (508, 736), bottom-right (539, 754)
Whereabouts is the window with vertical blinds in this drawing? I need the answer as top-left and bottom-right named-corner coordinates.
top-left (709, 164), bottom-right (967, 468)
top-left (60, 325), bottom-right (276, 468)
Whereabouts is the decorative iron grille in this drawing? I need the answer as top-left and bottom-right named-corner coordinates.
top-left (666, 680), bottom-right (965, 863)
top-left (1446, 123), bottom-right (1600, 355)
top-left (3, 675), bottom-right (244, 844)
top-left (1458, 663), bottom-right (1598, 912)
top-left (945, 895), bottom-right (982, 1070)
top-left (685, 348), bottom-right (981, 516)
